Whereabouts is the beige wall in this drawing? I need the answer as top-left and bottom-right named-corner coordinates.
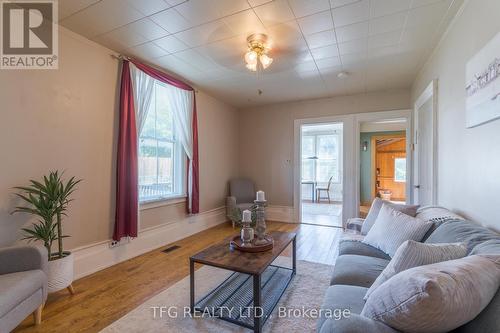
top-left (238, 90), bottom-right (411, 206)
top-left (411, 0), bottom-right (500, 231)
top-left (0, 28), bottom-right (239, 248)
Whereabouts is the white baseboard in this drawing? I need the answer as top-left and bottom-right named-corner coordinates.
top-left (267, 205), bottom-right (295, 223)
top-left (72, 207), bottom-right (227, 280)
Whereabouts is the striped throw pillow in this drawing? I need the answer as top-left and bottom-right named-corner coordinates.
top-left (361, 255), bottom-right (500, 333)
top-left (364, 240), bottom-right (467, 300)
top-left (363, 204), bottom-right (432, 257)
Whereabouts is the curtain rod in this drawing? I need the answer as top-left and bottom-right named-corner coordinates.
top-left (111, 54), bottom-right (129, 61)
top-left (110, 53), bottom-right (199, 93)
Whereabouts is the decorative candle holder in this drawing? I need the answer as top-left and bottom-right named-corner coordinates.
top-left (253, 199), bottom-right (269, 245)
top-left (240, 222), bottom-right (254, 245)
top-left (240, 209), bottom-right (254, 246)
top-left (229, 195), bottom-right (273, 252)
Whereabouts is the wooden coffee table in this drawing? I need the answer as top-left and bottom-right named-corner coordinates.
top-left (190, 231), bottom-right (297, 333)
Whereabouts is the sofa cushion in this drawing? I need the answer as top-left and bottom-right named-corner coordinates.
top-left (416, 206), bottom-right (465, 222)
top-left (470, 239), bottom-right (500, 255)
top-left (361, 198), bottom-right (419, 235)
top-left (425, 219), bottom-right (500, 253)
top-left (318, 284), bottom-right (368, 330)
top-left (339, 240), bottom-right (391, 260)
top-left (0, 270), bottom-right (46, 317)
top-left (361, 255), bottom-right (500, 333)
top-left (416, 206), bottom-right (465, 241)
top-left (330, 255), bottom-right (389, 287)
top-left (319, 315), bottom-right (399, 333)
top-left (0, 288), bottom-right (44, 333)
top-left (363, 205), bottom-right (432, 257)
top-left (322, 285), bottom-right (368, 314)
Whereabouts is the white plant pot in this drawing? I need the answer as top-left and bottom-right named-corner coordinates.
top-left (48, 251), bottom-right (74, 293)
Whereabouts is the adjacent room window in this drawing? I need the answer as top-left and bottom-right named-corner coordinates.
top-left (394, 157), bottom-right (407, 182)
top-left (301, 134), bottom-right (340, 183)
top-left (138, 81), bottom-right (185, 202)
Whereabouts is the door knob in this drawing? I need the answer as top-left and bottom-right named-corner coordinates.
top-left (414, 185), bottom-right (420, 189)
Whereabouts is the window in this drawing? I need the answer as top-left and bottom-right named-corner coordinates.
top-left (301, 136), bottom-right (315, 181)
top-left (138, 81), bottom-right (185, 202)
top-left (394, 157), bottom-right (406, 182)
top-left (301, 133), bottom-right (340, 183)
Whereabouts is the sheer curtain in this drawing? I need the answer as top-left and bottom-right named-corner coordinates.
top-left (129, 63), bottom-right (154, 135)
top-left (114, 59), bottom-right (199, 241)
top-left (164, 85), bottom-right (195, 212)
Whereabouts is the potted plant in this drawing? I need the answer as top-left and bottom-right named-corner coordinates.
top-left (13, 171), bottom-right (81, 294)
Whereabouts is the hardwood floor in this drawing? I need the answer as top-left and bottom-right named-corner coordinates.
top-left (301, 202), bottom-right (343, 227)
top-left (15, 221), bottom-right (342, 333)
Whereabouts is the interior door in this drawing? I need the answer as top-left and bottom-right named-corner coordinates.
top-left (414, 98), bottom-right (435, 206)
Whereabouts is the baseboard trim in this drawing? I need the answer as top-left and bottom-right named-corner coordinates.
top-left (72, 207), bottom-right (228, 280)
top-left (267, 205), bottom-right (295, 223)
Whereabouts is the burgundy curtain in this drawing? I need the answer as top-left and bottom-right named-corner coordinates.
top-left (130, 60), bottom-right (194, 91)
top-left (114, 59), bottom-right (200, 240)
top-left (113, 60), bottom-right (138, 241)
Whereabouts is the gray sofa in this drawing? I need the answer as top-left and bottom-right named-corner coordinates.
top-left (318, 210), bottom-right (500, 333)
top-left (0, 246), bottom-right (48, 333)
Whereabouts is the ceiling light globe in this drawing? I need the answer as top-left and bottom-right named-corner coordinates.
top-left (246, 63), bottom-right (257, 72)
top-left (259, 54), bottom-right (273, 69)
top-left (245, 51), bottom-right (258, 65)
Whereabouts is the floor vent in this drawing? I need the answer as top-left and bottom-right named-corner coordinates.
top-left (162, 245), bottom-right (180, 253)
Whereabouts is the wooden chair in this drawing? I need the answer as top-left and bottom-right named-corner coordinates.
top-left (316, 176), bottom-right (333, 203)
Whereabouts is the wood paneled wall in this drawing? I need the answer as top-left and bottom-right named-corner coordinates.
top-left (374, 138), bottom-right (406, 201)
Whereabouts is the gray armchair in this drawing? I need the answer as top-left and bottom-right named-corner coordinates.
top-left (0, 246), bottom-right (48, 332)
top-left (226, 178), bottom-right (256, 227)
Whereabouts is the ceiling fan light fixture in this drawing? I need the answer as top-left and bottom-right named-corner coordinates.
top-left (259, 54), bottom-right (273, 69)
top-left (245, 50), bottom-right (258, 65)
top-left (246, 63), bottom-right (257, 71)
top-left (244, 33), bottom-right (273, 72)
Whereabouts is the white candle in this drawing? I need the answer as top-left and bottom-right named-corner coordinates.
top-left (242, 210), bottom-right (252, 222)
top-left (256, 190), bottom-right (265, 202)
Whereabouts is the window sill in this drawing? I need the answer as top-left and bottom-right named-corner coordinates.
top-left (139, 196), bottom-right (187, 211)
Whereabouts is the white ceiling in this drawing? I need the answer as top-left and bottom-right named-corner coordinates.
top-left (59, 0), bottom-right (463, 107)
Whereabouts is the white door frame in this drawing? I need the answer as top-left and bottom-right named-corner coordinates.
top-left (413, 80), bottom-right (438, 205)
top-left (353, 109), bottom-right (413, 212)
top-left (293, 115), bottom-right (355, 224)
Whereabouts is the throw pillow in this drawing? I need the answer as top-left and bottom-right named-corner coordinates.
top-left (362, 205), bottom-right (431, 257)
top-left (415, 206), bottom-right (465, 241)
top-left (364, 240), bottom-right (467, 300)
top-left (361, 198), bottom-right (419, 235)
top-left (361, 255), bottom-right (500, 333)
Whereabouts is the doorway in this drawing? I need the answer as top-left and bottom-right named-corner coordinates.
top-left (359, 119), bottom-right (409, 217)
top-left (414, 80), bottom-right (437, 206)
top-left (300, 123), bottom-right (343, 227)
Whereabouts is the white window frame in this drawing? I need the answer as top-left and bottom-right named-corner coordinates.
top-left (301, 132), bottom-right (341, 184)
top-left (138, 81), bottom-right (186, 205)
top-left (394, 157), bottom-right (407, 183)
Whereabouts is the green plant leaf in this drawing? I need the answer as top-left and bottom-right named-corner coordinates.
top-left (12, 171), bottom-right (82, 255)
